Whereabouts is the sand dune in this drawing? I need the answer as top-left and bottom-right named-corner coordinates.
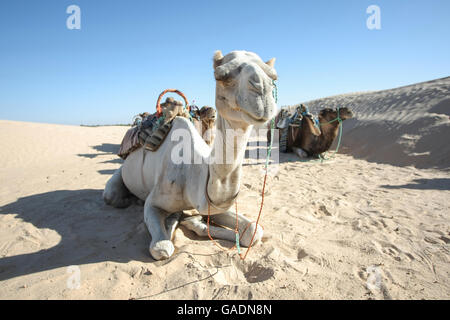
top-left (302, 77), bottom-right (450, 170)
top-left (0, 78), bottom-right (449, 299)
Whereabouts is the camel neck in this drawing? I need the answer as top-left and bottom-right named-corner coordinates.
top-left (207, 113), bottom-right (252, 206)
top-left (316, 118), bottom-right (341, 151)
top-left (319, 118), bottom-right (340, 137)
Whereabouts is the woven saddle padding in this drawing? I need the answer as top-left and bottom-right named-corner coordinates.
top-left (118, 115), bottom-right (206, 159)
top-left (138, 122), bottom-right (173, 152)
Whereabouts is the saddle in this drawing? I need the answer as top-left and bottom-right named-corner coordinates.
top-left (274, 104), bottom-right (319, 153)
top-left (118, 90), bottom-right (215, 159)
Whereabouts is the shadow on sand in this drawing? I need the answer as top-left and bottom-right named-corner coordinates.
top-left (0, 189), bottom-right (152, 281)
top-left (0, 189), bottom-right (224, 282)
top-left (77, 143), bottom-right (121, 160)
top-left (77, 143), bottom-right (123, 175)
top-left (381, 178), bottom-right (450, 191)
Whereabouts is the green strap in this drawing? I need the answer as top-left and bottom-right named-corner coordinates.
top-left (235, 232), bottom-right (241, 254)
top-left (266, 80), bottom-right (277, 169)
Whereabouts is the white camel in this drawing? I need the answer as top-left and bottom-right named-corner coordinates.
top-left (103, 50), bottom-right (277, 260)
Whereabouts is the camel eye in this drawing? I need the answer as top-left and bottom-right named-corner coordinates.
top-left (249, 80), bottom-right (263, 93)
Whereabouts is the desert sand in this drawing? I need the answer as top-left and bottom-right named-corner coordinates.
top-left (0, 77), bottom-right (449, 300)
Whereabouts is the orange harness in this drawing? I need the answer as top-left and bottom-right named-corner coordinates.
top-left (205, 164), bottom-right (269, 261)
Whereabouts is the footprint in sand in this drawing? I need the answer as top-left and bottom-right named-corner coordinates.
top-left (297, 249), bottom-right (308, 261)
top-left (243, 262), bottom-right (275, 284)
top-left (318, 205), bottom-right (332, 216)
top-left (372, 240), bottom-right (415, 262)
top-left (227, 258), bottom-right (275, 284)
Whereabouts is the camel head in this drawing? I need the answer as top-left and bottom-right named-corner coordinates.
top-left (199, 106), bottom-right (217, 123)
top-left (276, 108), bottom-right (294, 129)
top-left (318, 107), bottom-right (354, 123)
top-left (279, 108), bottom-right (291, 120)
top-left (213, 50), bottom-right (278, 126)
top-left (160, 97), bottom-right (189, 123)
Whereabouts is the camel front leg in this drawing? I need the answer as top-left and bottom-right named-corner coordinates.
top-left (292, 147), bottom-right (309, 159)
top-left (165, 212), bottom-right (181, 240)
top-left (144, 201), bottom-right (174, 260)
top-left (211, 211), bottom-right (263, 247)
top-left (180, 215), bottom-right (237, 243)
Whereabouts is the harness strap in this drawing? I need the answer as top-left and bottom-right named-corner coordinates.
top-left (204, 166), bottom-right (240, 211)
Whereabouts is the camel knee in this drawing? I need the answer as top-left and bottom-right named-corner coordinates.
top-left (149, 240), bottom-right (174, 260)
top-left (293, 147), bottom-right (308, 158)
top-left (103, 168), bottom-right (133, 208)
top-left (103, 189), bottom-right (113, 205)
top-left (102, 185), bottom-right (117, 205)
top-left (103, 190), bottom-right (132, 208)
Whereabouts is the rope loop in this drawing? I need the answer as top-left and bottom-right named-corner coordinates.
top-left (156, 89), bottom-right (190, 116)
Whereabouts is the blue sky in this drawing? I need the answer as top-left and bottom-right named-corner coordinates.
top-left (0, 0), bottom-right (449, 125)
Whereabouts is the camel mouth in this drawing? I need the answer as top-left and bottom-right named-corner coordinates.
top-left (241, 108), bottom-right (271, 124)
top-left (339, 109), bottom-right (354, 119)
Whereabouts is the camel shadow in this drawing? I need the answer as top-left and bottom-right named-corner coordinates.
top-left (381, 178), bottom-right (450, 191)
top-left (76, 143), bottom-right (123, 175)
top-left (0, 189), bottom-right (153, 282)
top-left (78, 143), bottom-right (121, 160)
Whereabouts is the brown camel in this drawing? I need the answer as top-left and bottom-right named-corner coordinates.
top-left (288, 105), bottom-right (353, 157)
top-left (266, 107), bottom-right (296, 152)
top-left (197, 106), bottom-right (216, 146)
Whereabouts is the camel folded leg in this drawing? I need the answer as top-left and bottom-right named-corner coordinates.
top-left (180, 215), bottom-right (237, 243)
top-left (210, 211), bottom-right (263, 247)
top-left (292, 147), bottom-right (309, 159)
top-left (103, 167), bottom-right (137, 208)
top-left (180, 212), bottom-right (263, 247)
top-left (144, 201), bottom-right (175, 260)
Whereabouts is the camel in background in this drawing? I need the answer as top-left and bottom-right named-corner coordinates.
top-left (289, 105), bottom-right (353, 158)
top-left (192, 106), bottom-right (217, 146)
top-left (268, 105), bottom-right (353, 158)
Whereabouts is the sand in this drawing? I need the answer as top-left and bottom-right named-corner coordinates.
top-left (0, 78), bottom-right (449, 300)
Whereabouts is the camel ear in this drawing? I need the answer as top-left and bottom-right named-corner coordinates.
top-left (213, 50), bottom-right (224, 69)
top-left (266, 58), bottom-right (276, 68)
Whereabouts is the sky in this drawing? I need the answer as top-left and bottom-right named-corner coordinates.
top-left (0, 0), bottom-right (449, 125)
